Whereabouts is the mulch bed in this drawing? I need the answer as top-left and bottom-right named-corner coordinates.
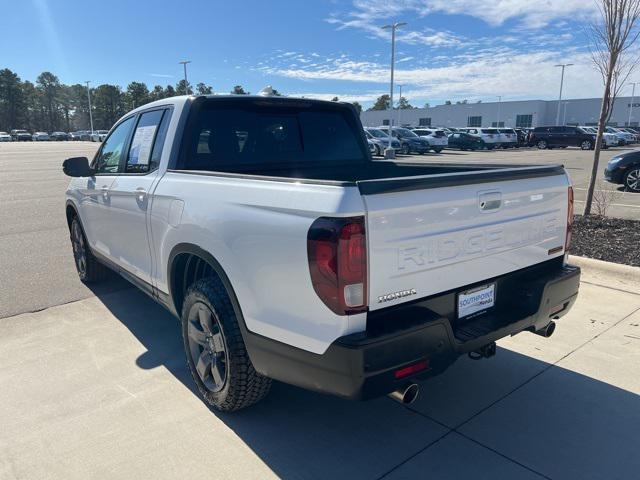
top-left (571, 215), bottom-right (640, 267)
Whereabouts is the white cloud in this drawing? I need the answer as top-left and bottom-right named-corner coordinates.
top-left (329, 0), bottom-right (597, 31)
top-left (258, 49), bottom-right (603, 103)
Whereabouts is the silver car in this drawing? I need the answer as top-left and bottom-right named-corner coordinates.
top-left (32, 132), bottom-right (50, 141)
top-left (90, 130), bottom-right (109, 142)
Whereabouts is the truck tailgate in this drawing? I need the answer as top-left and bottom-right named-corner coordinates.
top-left (359, 166), bottom-right (570, 311)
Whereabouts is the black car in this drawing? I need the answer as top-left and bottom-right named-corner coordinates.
top-left (605, 151), bottom-right (640, 192)
top-left (530, 126), bottom-right (596, 150)
top-left (447, 132), bottom-right (484, 151)
top-left (378, 126), bottom-right (430, 154)
top-left (50, 131), bottom-right (70, 141)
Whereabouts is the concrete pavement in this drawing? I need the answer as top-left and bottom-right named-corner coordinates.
top-left (0, 258), bottom-right (638, 479)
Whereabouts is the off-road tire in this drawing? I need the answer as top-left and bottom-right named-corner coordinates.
top-left (181, 277), bottom-right (272, 412)
top-left (70, 216), bottom-right (108, 283)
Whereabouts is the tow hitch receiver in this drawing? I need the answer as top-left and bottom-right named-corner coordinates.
top-left (469, 342), bottom-right (497, 360)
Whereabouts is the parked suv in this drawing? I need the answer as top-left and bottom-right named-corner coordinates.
top-left (604, 126), bottom-right (634, 145)
top-left (412, 128), bottom-right (448, 153)
top-left (530, 126), bottom-right (596, 150)
top-left (377, 126), bottom-right (430, 154)
top-left (497, 128), bottom-right (518, 148)
top-left (459, 128), bottom-right (501, 149)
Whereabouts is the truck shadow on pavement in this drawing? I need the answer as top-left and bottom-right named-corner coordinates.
top-left (92, 285), bottom-right (640, 480)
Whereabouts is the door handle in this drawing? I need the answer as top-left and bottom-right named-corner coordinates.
top-left (100, 185), bottom-right (110, 200)
top-left (135, 188), bottom-right (147, 203)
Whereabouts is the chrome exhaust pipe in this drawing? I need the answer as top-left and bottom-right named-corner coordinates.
top-left (534, 321), bottom-right (556, 338)
top-left (388, 383), bottom-right (420, 405)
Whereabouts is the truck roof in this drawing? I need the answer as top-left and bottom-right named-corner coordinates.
top-left (129, 94), bottom-right (346, 115)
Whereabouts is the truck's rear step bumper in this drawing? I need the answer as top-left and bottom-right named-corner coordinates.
top-left (244, 260), bottom-right (580, 400)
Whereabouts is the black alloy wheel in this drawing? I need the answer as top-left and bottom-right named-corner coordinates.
top-left (71, 219), bottom-right (87, 279)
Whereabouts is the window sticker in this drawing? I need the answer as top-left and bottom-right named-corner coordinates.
top-left (129, 125), bottom-right (157, 165)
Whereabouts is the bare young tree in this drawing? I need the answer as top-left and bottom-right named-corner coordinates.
top-left (584, 0), bottom-right (640, 215)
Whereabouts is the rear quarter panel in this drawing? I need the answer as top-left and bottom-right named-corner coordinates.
top-left (150, 172), bottom-right (367, 354)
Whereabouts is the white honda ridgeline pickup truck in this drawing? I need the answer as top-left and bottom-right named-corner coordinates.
top-left (63, 95), bottom-right (580, 411)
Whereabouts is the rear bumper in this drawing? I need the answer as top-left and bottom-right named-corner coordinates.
top-left (245, 260), bottom-right (581, 400)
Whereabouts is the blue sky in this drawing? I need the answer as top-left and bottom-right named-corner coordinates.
top-left (1, 0), bottom-right (610, 107)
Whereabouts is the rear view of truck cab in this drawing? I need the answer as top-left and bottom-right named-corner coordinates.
top-left (64, 94), bottom-right (580, 411)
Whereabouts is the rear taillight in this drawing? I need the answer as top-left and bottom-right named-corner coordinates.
top-left (565, 186), bottom-right (574, 251)
top-left (307, 216), bottom-right (368, 315)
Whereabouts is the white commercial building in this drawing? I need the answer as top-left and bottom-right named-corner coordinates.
top-left (359, 96), bottom-right (640, 129)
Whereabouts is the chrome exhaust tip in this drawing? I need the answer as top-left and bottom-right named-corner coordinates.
top-left (534, 321), bottom-right (556, 338)
top-left (388, 383), bottom-right (420, 405)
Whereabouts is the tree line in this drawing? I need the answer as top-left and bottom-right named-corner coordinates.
top-left (0, 68), bottom-right (425, 132)
top-left (0, 68), bottom-right (260, 132)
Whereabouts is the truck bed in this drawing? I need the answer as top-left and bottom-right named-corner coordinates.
top-left (198, 160), bottom-right (559, 185)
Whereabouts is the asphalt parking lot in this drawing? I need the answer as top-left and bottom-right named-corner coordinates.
top-left (1, 142), bottom-right (639, 479)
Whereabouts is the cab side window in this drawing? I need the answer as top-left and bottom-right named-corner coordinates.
top-left (93, 117), bottom-right (135, 174)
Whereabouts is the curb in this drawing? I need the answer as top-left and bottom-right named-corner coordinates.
top-left (568, 255), bottom-right (640, 276)
top-left (568, 255), bottom-right (640, 294)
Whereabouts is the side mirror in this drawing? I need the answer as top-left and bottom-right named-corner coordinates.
top-left (63, 157), bottom-right (93, 177)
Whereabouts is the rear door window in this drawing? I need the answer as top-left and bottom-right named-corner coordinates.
top-left (125, 109), bottom-right (170, 173)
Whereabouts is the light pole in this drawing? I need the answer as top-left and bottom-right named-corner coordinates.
top-left (628, 82), bottom-right (637, 126)
top-left (179, 60), bottom-right (191, 95)
top-left (382, 21), bottom-right (406, 159)
top-left (398, 84), bottom-right (403, 127)
top-left (554, 63), bottom-right (573, 125)
top-left (562, 101), bottom-right (569, 125)
top-left (496, 95), bottom-right (502, 127)
top-left (85, 81), bottom-right (94, 134)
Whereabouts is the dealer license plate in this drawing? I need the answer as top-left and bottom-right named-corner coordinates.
top-left (458, 283), bottom-right (496, 319)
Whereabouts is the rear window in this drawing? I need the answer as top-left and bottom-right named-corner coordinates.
top-left (481, 129), bottom-right (499, 134)
top-left (180, 100), bottom-right (367, 171)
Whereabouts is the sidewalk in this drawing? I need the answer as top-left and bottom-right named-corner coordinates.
top-left (0, 258), bottom-right (638, 479)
